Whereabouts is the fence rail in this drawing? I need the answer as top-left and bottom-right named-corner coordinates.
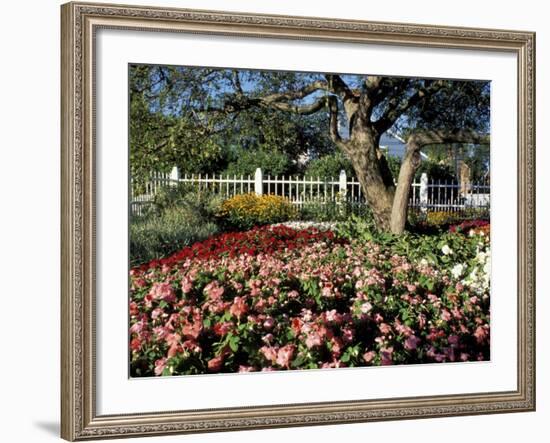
top-left (130, 167), bottom-right (490, 217)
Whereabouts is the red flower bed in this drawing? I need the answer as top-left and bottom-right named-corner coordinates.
top-left (134, 225), bottom-right (344, 272)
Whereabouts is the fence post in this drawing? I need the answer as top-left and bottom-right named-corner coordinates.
top-left (420, 172), bottom-right (428, 214)
top-left (169, 166), bottom-right (180, 186)
top-left (338, 170), bottom-right (347, 196)
top-left (254, 167), bottom-right (263, 195)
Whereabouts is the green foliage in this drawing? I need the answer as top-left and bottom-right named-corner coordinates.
top-left (384, 155), bottom-right (456, 182)
top-left (130, 185), bottom-right (223, 266)
top-left (416, 160), bottom-right (455, 182)
top-left (334, 213), bottom-right (379, 242)
top-left (336, 214), bottom-right (487, 269)
top-left (299, 199), bottom-right (373, 222)
top-left (148, 183), bottom-right (223, 219)
top-left (223, 148), bottom-right (295, 177)
top-left (304, 152), bottom-right (354, 179)
top-left (130, 207), bottom-right (219, 267)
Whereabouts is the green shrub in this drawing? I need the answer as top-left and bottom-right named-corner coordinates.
top-left (299, 198), bottom-right (374, 222)
top-left (148, 183), bottom-right (223, 218)
top-left (130, 206), bottom-right (219, 266)
top-left (304, 152), bottom-right (354, 179)
top-left (223, 148), bottom-right (294, 177)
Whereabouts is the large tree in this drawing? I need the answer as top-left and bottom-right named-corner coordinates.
top-left (130, 65), bottom-right (490, 234)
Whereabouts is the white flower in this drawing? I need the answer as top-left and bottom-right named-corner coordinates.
top-left (451, 264), bottom-right (464, 279)
top-left (420, 258), bottom-right (429, 266)
top-left (441, 245), bottom-right (453, 255)
top-left (360, 302), bottom-right (373, 314)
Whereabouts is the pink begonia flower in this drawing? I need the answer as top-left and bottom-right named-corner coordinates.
top-left (406, 284), bottom-right (417, 292)
top-left (149, 282), bottom-right (176, 303)
top-left (305, 332), bottom-right (322, 349)
top-left (329, 337), bottom-right (344, 358)
top-left (321, 360), bottom-right (346, 369)
top-left (451, 307), bottom-right (463, 320)
top-left (474, 325), bottom-right (489, 344)
top-left (133, 277), bottom-right (148, 288)
top-left (374, 313), bottom-right (384, 323)
top-left (204, 281), bottom-right (224, 300)
top-left (262, 333), bottom-right (274, 344)
top-left (287, 290), bottom-right (299, 299)
top-left (363, 351), bottom-right (376, 364)
top-left (151, 307), bottom-right (163, 320)
top-left (181, 276), bottom-right (193, 294)
top-left (417, 314), bottom-right (427, 329)
top-left (129, 302), bottom-right (139, 316)
top-left (254, 298), bottom-right (267, 312)
top-left (394, 320), bottom-right (413, 337)
top-left (207, 355), bottom-right (224, 372)
top-left (263, 317), bottom-right (275, 330)
top-left (260, 346), bottom-right (278, 364)
top-left (154, 358), bottom-right (167, 376)
top-left (229, 296), bottom-right (248, 319)
top-left (404, 335), bottom-right (421, 351)
top-left (181, 320), bottom-right (202, 340)
top-left (325, 309), bottom-right (342, 323)
top-left (342, 327), bottom-right (355, 343)
top-left (380, 347), bottom-right (394, 365)
top-left (213, 321), bottom-right (233, 337)
top-left (440, 309), bottom-right (452, 322)
top-left (301, 309), bottom-right (313, 322)
top-left (378, 323), bottom-right (392, 335)
top-left (276, 344), bottom-right (296, 368)
top-left (238, 365), bottom-right (255, 373)
top-left (448, 335), bottom-right (460, 346)
top-left (144, 293), bottom-right (153, 308)
top-left (460, 353), bottom-right (470, 361)
top-left (182, 339), bottom-right (201, 353)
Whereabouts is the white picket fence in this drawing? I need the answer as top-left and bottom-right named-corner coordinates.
top-left (130, 167), bottom-right (490, 217)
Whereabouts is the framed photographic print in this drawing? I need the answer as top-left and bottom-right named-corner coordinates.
top-left (61, 1), bottom-right (536, 440)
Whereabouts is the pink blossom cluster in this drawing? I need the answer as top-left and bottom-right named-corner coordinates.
top-left (129, 226), bottom-right (490, 377)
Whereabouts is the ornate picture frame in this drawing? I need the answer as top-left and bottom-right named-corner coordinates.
top-left (61, 2), bottom-right (535, 440)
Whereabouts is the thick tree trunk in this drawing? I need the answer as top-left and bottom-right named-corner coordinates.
top-left (390, 144), bottom-right (421, 234)
top-left (345, 130), bottom-right (395, 231)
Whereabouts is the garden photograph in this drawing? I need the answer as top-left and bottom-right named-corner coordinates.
top-left (128, 64), bottom-right (491, 377)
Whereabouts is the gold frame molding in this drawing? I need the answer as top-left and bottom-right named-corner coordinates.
top-left (61, 2), bottom-right (536, 440)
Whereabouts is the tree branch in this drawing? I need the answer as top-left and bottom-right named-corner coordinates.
top-left (261, 80), bottom-right (329, 104)
top-left (327, 95), bottom-right (342, 143)
top-left (263, 96), bottom-right (330, 115)
top-left (407, 128), bottom-right (490, 149)
top-left (325, 74), bottom-right (357, 102)
top-left (374, 80), bottom-right (444, 134)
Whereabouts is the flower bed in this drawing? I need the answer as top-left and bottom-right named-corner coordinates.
top-left (129, 225), bottom-right (490, 376)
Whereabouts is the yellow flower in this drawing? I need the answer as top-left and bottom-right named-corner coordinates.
top-left (220, 193), bottom-right (297, 229)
